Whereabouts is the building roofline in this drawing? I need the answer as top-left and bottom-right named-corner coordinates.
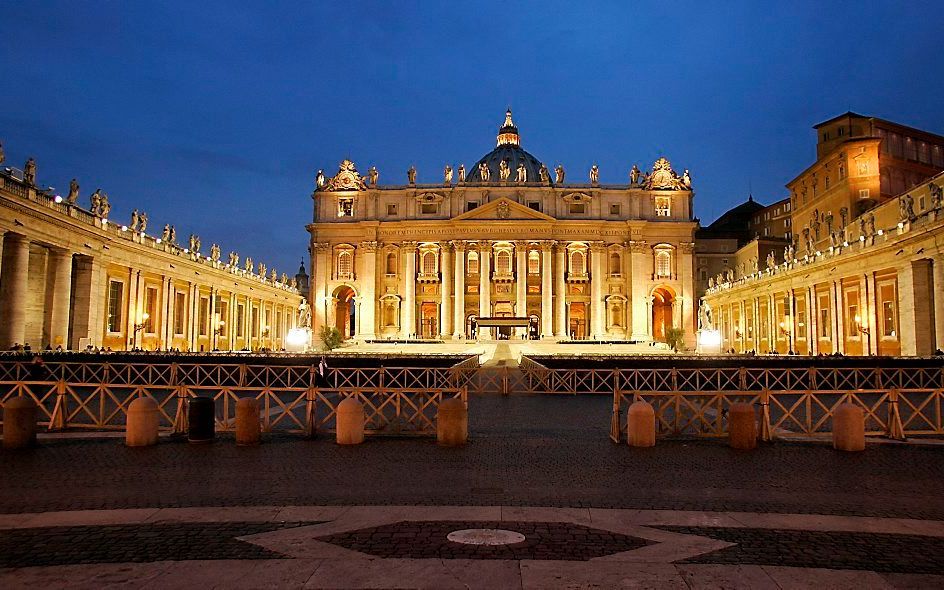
top-left (785, 136), bottom-right (882, 188)
top-left (813, 111), bottom-right (944, 141)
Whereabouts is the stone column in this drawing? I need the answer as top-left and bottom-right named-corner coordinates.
top-left (787, 290), bottom-right (796, 353)
top-left (590, 242), bottom-right (605, 339)
top-left (933, 256), bottom-right (944, 351)
top-left (864, 272), bottom-right (878, 355)
top-left (553, 242), bottom-right (567, 337)
top-left (629, 241), bottom-right (650, 340)
top-left (440, 242), bottom-right (453, 338)
top-left (679, 243), bottom-right (695, 347)
top-left (401, 242), bottom-right (416, 339)
top-left (515, 241), bottom-right (527, 321)
top-left (452, 241), bottom-right (466, 339)
top-left (833, 280), bottom-right (845, 354)
top-left (358, 241), bottom-right (378, 339)
top-left (0, 233), bottom-right (30, 347)
top-left (478, 241), bottom-right (491, 319)
top-left (540, 241), bottom-right (554, 338)
top-left (46, 247), bottom-right (73, 349)
top-left (311, 242), bottom-right (330, 336)
top-left (807, 286), bottom-right (817, 355)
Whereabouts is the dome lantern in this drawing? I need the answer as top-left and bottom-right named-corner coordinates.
top-left (496, 109), bottom-right (520, 147)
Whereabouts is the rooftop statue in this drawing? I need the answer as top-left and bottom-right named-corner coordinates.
top-left (90, 189), bottom-right (102, 216)
top-left (515, 162), bottom-right (527, 183)
top-left (228, 251), bottom-right (239, 267)
top-left (315, 169), bottom-right (325, 189)
top-left (139, 212), bottom-right (148, 233)
top-left (99, 194), bottom-right (111, 219)
top-left (407, 165), bottom-right (416, 185)
top-left (766, 251), bottom-right (776, 270)
top-left (297, 299), bottom-right (312, 328)
top-left (457, 164), bottom-right (465, 183)
top-left (130, 209), bottom-right (139, 231)
top-left (931, 183), bottom-right (943, 209)
top-left (444, 165), bottom-right (453, 184)
top-left (169, 225), bottom-right (176, 244)
top-left (280, 272), bottom-right (288, 284)
top-left (210, 243), bottom-right (221, 262)
top-left (630, 164), bottom-right (640, 185)
top-left (325, 160), bottom-right (367, 191)
top-left (24, 158), bottom-right (36, 185)
top-left (368, 166), bottom-right (378, 187)
top-left (258, 262), bottom-right (266, 278)
top-left (478, 161), bottom-right (490, 182)
top-left (499, 159), bottom-right (510, 181)
top-left (245, 257), bottom-right (254, 273)
top-left (539, 163), bottom-right (549, 183)
top-left (161, 224), bottom-right (171, 242)
top-left (682, 169), bottom-right (692, 188)
top-left (589, 164), bottom-right (599, 184)
top-left (554, 164), bottom-right (565, 184)
top-left (67, 178), bottom-right (79, 204)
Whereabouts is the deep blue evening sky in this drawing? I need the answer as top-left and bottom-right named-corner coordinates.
top-left (2, 1), bottom-right (942, 273)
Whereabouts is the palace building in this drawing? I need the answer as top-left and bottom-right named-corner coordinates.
top-left (702, 114), bottom-right (944, 356)
top-left (0, 161), bottom-right (304, 351)
top-left (307, 111), bottom-right (698, 344)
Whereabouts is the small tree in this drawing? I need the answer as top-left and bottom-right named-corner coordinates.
top-left (664, 327), bottom-right (685, 352)
top-left (319, 326), bottom-right (343, 351)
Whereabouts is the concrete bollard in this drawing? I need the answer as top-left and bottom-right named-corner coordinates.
top-left (235, 398), bottom-right (261, 446)
top-left (437, 398), bottom-right (468, 446)
top-left (728, 403), bottom-right (757, 450)
top-left (626, 401), bottom-right (656, 447)
top-left (188, 396), bottom-right (216, 443)
top-left (336, 397), bottom-right (365, 445)
top-left (833, 403), bottom-right (866, 451)
top-left (126, 397), bottom-right (159, 447)
top-left (2, 396), bottom-right (38, 449)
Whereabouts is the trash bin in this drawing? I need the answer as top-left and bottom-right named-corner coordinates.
top-left (188, 396), bottom-right (216, 443)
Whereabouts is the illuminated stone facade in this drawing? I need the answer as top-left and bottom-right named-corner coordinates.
top-left (307, 111), bottom-right (698, 344)
top-left (0, 166), bottom-right (303, 351)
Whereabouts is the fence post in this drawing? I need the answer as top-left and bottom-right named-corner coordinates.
top-left (171, 363), bottom-right (188, 435)
top-left (610, 371), bottom-right (621, 443)
top-left (305, 365), bottom-right (317, 439)
top-left (759, 389), bottom-right (772, 441)
top-left (49, 379), bottom-right (68, 431)
top-left (886, 388), bottom-right (905, 440)
top-left (738, 366), bottom-right (747, 390)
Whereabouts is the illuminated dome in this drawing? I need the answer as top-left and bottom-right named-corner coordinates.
top-left (465, 110), bottom-right (547, 184)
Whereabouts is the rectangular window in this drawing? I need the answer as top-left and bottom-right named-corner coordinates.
top-left (466, 201), bottom-right (478, 211)
top-left (818, 294), bottom-right (830, 338)
top-left (217, 300), bottom-right (228, 337)
top-left (610, 203), bottom-right (621, 215)
top-left (338, 198), bottom-right (354, 217)
top-left (569, 203), bottom-right (586, 214)
top-left (846, 303), bottom-right (859, 337)
top-left (144, 287), bottom-right (158, 333)
top-left (527, 201), bottom-right (541, 211)
top-left (198, 298), bottom-right (209, 336)
top-left (386, 203), bottom-right (398, 216)
top-left (421, 203), bottom-right (438, 214)
top-left (236, 303), bottom-right (245, 337)
top-left (797, 310), bottom-right (807, 339)
top-left (174, 292), bottom-right (186, 335)
top-left (655, 197), bottom-right (671, 217)
top-left (107, 280), bottom-right (123, 333)
top-left (859, 189), bottom-right (870, 199)
top-left (251, 307), bottom-right (259, 338)
top-left (879, 283), bottom-right (897, 337)
top-left (857, 161), bottom-right (869, 175)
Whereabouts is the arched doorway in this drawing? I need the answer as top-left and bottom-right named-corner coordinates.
top-left (569, 303), bottom-right (587, 340)
top-left (652, 287), bottom-right (675, 342)
top-left (334, 286), bottom-right (356, 340)
top-left (420, 302), bottom-right (438, 339)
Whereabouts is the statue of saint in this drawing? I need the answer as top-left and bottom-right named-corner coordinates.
top-left (258, 262), bottom-right (266, 278)
top-left (726, 268), bottom-right (734, 282)
top-left (444, 165), bottom-right (453, 184)
top-left (67, 179), bottom-right (79, 204)
top-left (457, 164), bottom-right (465, 183)
top-left (169, 225), bottom-right (176, 244)
top-left (280, 272), bottom-right (288, 284)
top-left (297, 299), bottom-right (312, 328)
top-left (24, 158), bottom-right (36, 185)
top-left (161, 224), bottom-right (171, 242)
top-left (188, 234), bottom-right (196, 252)
top-left (245, 257), bottom-right (253, 272)
top-left (229, 251), bottom-right (238, 267)
top-left (130, 209), bottom-right (139, 231)
top-left (90, 189), bottom-right (102, 215)
top-left (289, 277), bottom-right (297, 289)
top-left (554, 164), bottom-right (565, 184)
top-left (589, 164), bottom-right (599, 184)
top-left (270, 268), bottom-right (277, 282)
top-left (698, 300), bottom-right (713, 331)
top-left (905, 195), bottom-right (916, 220)
top-left (766, 251), bottom-right (776, 270)
top-left (139, 212), bottom-right (148, 233)
top-left (539, 163), bottom-right (549, 183)
top-left (499, 159), bottom-right (510, 181)
top-left (839, 207), bottom-right (849, 228)
top-left (708, 277), bottom-right (715, 289)
top-left (99, 194), bottom-right (111, 219)
top-left (515, 162), bottom-right (527, 183)
top-left (931, 183), bottom-right (943, 209)
top-left (315, 170), bottom-right (325, 188)
top-left (682, 169), bottom-right (692, 188)
top-left (630, 164), bottom-right (640, 185)
top-left (368, 166), bottom-right (378, 187)
top-left (407, 165), bottom-right (417, 184)
top-left (478, 161), bottom-right (490, 182)
top-left (866, 213), bottom-right (876, 235)
top-left (210, 244), bottom-right (220, 262)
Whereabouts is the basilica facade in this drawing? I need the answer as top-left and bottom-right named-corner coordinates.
top-left (307, 111), bottom-right (698, 344)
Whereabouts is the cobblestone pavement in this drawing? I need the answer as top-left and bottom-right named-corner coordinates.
top-left (2, 395), bottom-right (944, 518)
top-left (658, 525), bottom-right (944, 575)
top-left (316, 520), bottom-right (652, 560)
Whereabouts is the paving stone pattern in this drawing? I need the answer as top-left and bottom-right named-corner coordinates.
top-left (659, 526), bottom-right (944, 575)
top-left (2, 395), bottom-right (944, 518)
top-left (317, 520), bottom-right (652, 560)
top-left (0, 522), bottom-right (310, 568)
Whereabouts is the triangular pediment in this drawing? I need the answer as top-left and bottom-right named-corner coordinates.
top-left (452, 197), bottom-right (555, 222)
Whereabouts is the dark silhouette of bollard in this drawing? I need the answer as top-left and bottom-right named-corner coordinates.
top-left (627, 401), bottom-right (656, 447)
top-left (3, 396), bottom-right (37, 449)
top-left (437, 398), bottom-right (467, 446)
top-left (336, 397), bottom-right (365, 445)
top-left (126, 397), bottom-right (159, 447)
top-left (728, 403), bottom-right (757, 450)
top-left (188, 396), bottom-right (216, 443)
top-left (235, 398), bottom-right (261, 446)
top-left (833, 403), bottom-right (865, 451)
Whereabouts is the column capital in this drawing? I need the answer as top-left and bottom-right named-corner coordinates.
top-left (400, 241), bottom-right (418, 252)
top-left (679, 241), bottom-right (696, 254)
top-left (589, 241), bottom-right (606, 253)
top-left (478, 240), bottom-right (493, 253)
top-left (440, 241), bottom-right (454, 253)
top-left (540, 240), bottom-right (557, 252)
top-left (450, 240), bottom-right (467, 252)
top-left (628, 240), bottom-right (649, 254)
top-left (312, 242), bottom-right (331, 252)
top-left (359, 240), bottom-right (379, 253)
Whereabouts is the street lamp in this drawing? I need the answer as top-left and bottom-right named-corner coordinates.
top-left (214, 320), bottom-right (226, 336)
top-left (854, 314), bottom-right (870, 335)
top-left (133, 313), bottom-right (150, 334)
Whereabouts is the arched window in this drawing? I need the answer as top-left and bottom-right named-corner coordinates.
top-left (609, 252), bottom-right (621, 275)
top-left (496, 251), bottom-right (511, 274)
top-left (528, 250), bottom-right (540, 274)
top-left (385, 252), bottom-right (397, 275)
top-left (571, 251), bottom-right (585, 275)
top-left (468, 251), bottom-right (479, 274)
top-left (654, 249), bottom-right (672, 278)
top-left (337, 250), bottom-right (353, 278)
top-left (422, 251), bottom-right (436, 275)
